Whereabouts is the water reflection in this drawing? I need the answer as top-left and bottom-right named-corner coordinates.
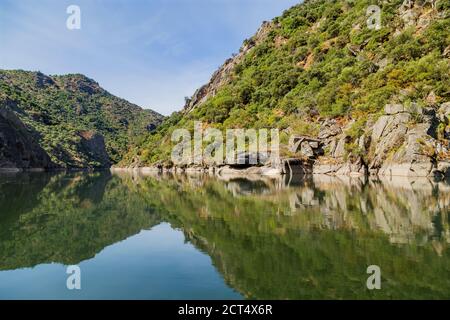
top-left (0, 170), bottom-right (449, 299)
top-left (0, 171), bottom-right (161, 270)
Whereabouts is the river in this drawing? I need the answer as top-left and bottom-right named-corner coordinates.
top-left (0, 171), bottom-right (449, 299)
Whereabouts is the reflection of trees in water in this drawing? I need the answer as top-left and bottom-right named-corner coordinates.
top-left (121, 171), bottom-right (450, 299)
top-left (0, 170), bottom-right (449, 299)
top-left (170, 172), bottom-right (449, 246)
top-left (0, 171), bottom-right (161, 270)
top-left (0, 172), bottom-right (53, 230)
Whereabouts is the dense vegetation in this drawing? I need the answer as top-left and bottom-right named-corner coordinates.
top-left (122, 0), bottom-right (450, 165)
top-left (0, 70), bottom-right (163, 168)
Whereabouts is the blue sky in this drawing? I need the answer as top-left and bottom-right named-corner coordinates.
top-left (0, 0), bottom-right (300, 115)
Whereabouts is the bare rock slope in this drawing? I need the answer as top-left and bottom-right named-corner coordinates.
top-left (0, 107), bottom-right (53, 170)
top-left (313, 103), bottom-right (450, 178)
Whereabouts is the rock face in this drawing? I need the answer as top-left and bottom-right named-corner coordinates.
top-left (212, 158), bottom-right (311, 178)
top-left (77, 131), bottom-right (111, 168)
top-left (289, 135), bottom-right (323, 158)
top-left (0, 107), bottom-right (53, 170)
top-left (311, 103), bottom-right (450, 178)
top-left (371, 104), bottom-right (448, 178)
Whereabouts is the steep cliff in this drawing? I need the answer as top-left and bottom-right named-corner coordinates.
top-left (0, 107), bottom-right (53, 170)
top-left (312, 102), bottom-right (450, 177)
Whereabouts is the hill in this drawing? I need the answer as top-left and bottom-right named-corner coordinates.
top-left (121, 0), bottom-right (450, 177)
top-left (0, 70), bottom-right (163, 169)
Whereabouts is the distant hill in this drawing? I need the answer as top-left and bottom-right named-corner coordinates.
top-left (121, 0), bottom-right (449, 177)
top-left (0, 70), bottom-right (163, 169)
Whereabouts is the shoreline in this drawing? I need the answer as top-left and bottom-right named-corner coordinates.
top-left (2, 161), bottom-right (449, 180)
top-left (2, 166), bottom-right (450, 193)
top-left (110, 163), bottom-right (450, 180)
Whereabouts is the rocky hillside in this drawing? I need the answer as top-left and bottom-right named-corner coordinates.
top-left (0, 70), bottom-right (163, 169)
top-left (122, 0), bottom-right (449, 177)
top-left (0, 107), bottom-right (53, 169)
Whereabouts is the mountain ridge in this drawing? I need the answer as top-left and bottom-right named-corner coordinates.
top-left (0, 69), bottom-right (164, 169)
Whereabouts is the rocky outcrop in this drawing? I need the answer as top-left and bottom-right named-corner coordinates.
top-left (371, 104), bottom-right (448, 177)
top-left (0, 107), bottom-right (54, 170)
top-left (77, 130), bottom-right (111, 168)
top-left (137, 157), bottom-right (312, 178)
top-left (183, 21), bottom-right (273, 113)
top-left (397, 0), bottom-right (439, 33)
top-left (289, 135), bottom-right (323, 158)
top-left (311, 103), bottom-right (450, 178)
top-left (130, 101), bottom-right (449, 179)
top-left (313, 158), bottom-right (367, 176)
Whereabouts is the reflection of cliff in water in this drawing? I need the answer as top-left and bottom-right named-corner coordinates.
top-left (120, 171), bottom-right (450, 299)
top-left (286, 175), bottom-right (450, 246)
top-left (0, 170), bottom-right (449, 299)
top-left (214, 173), bottom-right (450, 246)
top-left (0, 172), bottom-right (161, 270)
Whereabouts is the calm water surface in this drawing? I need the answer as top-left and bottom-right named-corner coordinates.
top-left (0, 171), bottom-right (449, 299)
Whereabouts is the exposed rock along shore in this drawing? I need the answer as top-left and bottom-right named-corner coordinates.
top-left (120, 102), bottom-right (450, 179)
top-left (5, 101), bottom-right (449, 179)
